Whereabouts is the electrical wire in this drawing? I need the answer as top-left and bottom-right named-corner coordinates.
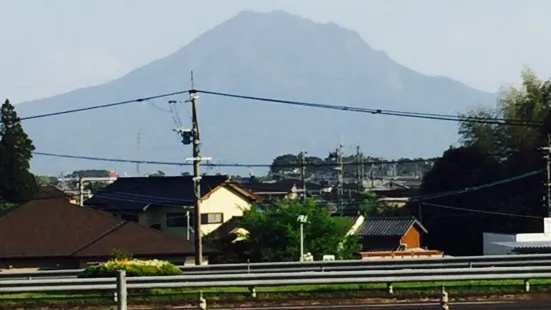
top-left (20, 90), bottom-right (191, 120)
top-left (197, 89), bottom-right (545, 127)
top-left (421, 202), bottom-right (541, 219)
top-left (33, 151), bottom-right (439, 168)
top-left (16, 87), bottom-right (545, 127)
top-left (409, 170), bottom-right (543, 202)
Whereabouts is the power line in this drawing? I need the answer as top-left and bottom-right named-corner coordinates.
top-left (197, 89), bottom-right (544, 127)
top-left (33, 151), bottom-right (439, 168)
top-left (409, 170), bottom-right (543, 202)
top-left (16, 87), bottom-right (544, 127)
top-left (421, 202), bottom-right (541, 219)
top-left (20, 90), bottom-right (191, 120)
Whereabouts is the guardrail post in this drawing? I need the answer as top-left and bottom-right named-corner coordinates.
top-left (440, 285), bottom-right (449, 310)
top-left (249, 286), bottom-right (257, 298)
top-left (198, 290), bottom-right (207, 310)
top-left (116, 270), bottom-right (127, 310)
top-left (524, 279), bottom-right (530, 292)
top-left (386, 282), bottom-right (393, 295)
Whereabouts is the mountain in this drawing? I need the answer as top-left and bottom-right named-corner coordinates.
top-left (15, 10), bottom-right (495, 175)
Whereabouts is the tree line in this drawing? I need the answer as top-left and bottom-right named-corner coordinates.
top-left (411, 69), bottom-right (551, 255)
top-left (270, 153), bottom-right (433, 178)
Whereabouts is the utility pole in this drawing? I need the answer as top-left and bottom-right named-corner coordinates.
top-left (356, 146), bottom-right (364, 192)
top-left (190, 72), bottom-right (203, 266)
top-left (334, 145), bottom-right (344, 215)
top-left (136, 132), bottom-right (141, 176)
top-left (175, 71), bottom-right (209, 265)
top-left (299, 151), bottom-right (307, 201)
top-left (543, 133), bottom-right (551, 217)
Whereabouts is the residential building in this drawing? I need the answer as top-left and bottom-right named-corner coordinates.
top-left (483, 218), bottom-right (551, 255)
top-left (240, 179), bottom-right (329, 200)
top-left (0, 199), bottom-right (218, 269)
top-left (84, 175), bottom-right (261, 239)
top-left (345, 215), bottom-right (442, 259)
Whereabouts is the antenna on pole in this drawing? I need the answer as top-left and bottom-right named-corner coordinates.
top-left (191, 71), bottom-right (195, 89)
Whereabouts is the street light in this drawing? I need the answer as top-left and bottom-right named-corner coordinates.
top-left (297, 215), bottom-right (308, 262)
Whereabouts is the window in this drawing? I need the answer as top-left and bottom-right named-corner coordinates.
top-left (166, 213), bottom-right (188, 227)
top-left (201, 213), bottom-right (223, 224)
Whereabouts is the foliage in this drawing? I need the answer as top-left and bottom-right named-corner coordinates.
top-left (84, 182), bottom-right (107, 194)
top-left (0, 202), bottom-right (15, 211)
top-left (269, 153), bottom-right (432, 179)
top-left (239, 199), bottom-right (361, 262)
top-left (459, 68), bottom-right (551, 154)
top-left (35, 175), bottom-right (59, 187)
top-left (416, 69), bottom-right (551, 255)
top-left (111, 248), bottom-right (133, 260)
top-left (354, 191), bottom-right (378, 217)
top-left (79, 258), bottom-right (182, 278)
top-left (149, 170), bottom-right (166, 177)
top-left (68, 169), bottom-right (111, 178)
top-left (0, 99), bottom-right (38, 203)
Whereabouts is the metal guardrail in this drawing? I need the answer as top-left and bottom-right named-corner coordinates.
top-left (1, 267), bottom-right (550, 310)
top-left (1, 265), bottom-right (551, 292)
top-left (4, 253), bottom-right (551, 279)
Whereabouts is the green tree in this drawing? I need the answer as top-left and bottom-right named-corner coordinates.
top-left (270, 154), bottom-right (299, 175)
top-left (342, 191), bottom-right (378, 217)
top-left (84, 182), bottom-right (108, 194)
top-left (69, 169), bottom-right (110, 178)
top-left (459, 68), bottom-right (551, 154)
top-left (35, 175), bottom-right (59, 187)
top-left (239, 199), bottom-right (361, 262)
top-left (148, 170), bottom-right (166, 177)
top-left (0, 99), bottom-right (38, 203)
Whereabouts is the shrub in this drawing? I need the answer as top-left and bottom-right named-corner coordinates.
top-left (79, 259), bottom-right (183, 278)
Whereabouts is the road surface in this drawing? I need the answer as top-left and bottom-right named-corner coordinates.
top-left (219, 300), bottom-right (551, 309)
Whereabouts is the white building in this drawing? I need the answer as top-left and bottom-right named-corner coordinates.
top-left (483, 218), bottom-right (551, 255)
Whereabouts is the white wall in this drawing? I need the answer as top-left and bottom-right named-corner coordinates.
top-left (483, 217), bottom-right (551, 255)
top-left (482, 232), bottom-right (516, 255)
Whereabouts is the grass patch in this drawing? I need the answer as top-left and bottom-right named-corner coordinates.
top-left (2, 279), bottom-right (551, 309)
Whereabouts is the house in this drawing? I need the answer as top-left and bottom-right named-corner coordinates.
top-left (369, 179), bottom-right (421, 198)
top-left (483, 217), bottom-right (551, 255)
top-left (345, 216), bottom-right (442, 259)
top-left (241, 179), bottom-right (329, 200)
top-left (0, 199), bottom-right (218, 269)
top-left (84, 175), bottom-right (261, 239)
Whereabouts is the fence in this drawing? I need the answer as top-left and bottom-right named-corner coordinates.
top-left (4, 253), bottom-right (551, 279)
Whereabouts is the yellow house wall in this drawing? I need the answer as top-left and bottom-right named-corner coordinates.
top-left (200, 186), bottom-right (251, 235)
top-left (136, 185), bottom-right (252, 238)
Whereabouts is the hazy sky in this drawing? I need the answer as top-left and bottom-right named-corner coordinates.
top-left (1, 0), bottom-right (551, 103)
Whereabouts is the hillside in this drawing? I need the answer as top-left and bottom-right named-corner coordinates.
top-left (15, 10), bottom-right (496, 175)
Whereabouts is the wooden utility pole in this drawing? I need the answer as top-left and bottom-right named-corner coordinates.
top-left (544, 133), bottom-right (551, 217)
top-left (189, 72), bottom-right (203, 266)
top-left (335, 145), bottom-right (344, 215)
top-left (356, 146), bottom-right (364, 192)
top-left (299, 151), bottom-right (307, 201)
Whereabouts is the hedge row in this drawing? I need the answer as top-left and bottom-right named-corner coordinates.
top-left (79, 259), bottom-right (183, 278)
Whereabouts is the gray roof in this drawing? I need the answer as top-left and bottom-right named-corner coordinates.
top-left (494, 241), bottom-right (551, 249)
top-left (356, 217), bottom-right (427, 237)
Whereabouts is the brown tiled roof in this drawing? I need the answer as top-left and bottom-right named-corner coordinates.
top-left (0, 199), bottom-right (216, 258)
top-left (33, 185), bottom-right (72, 201)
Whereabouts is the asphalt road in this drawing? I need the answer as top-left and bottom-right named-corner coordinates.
top-left (220, 300), bottom-right (551, 309)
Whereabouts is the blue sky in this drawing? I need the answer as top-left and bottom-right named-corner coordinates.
top-left (1, 0), bottom-right (551, 103)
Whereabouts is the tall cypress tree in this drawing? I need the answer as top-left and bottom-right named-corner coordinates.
top-left (0, 99), bottom-right (38, 203)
